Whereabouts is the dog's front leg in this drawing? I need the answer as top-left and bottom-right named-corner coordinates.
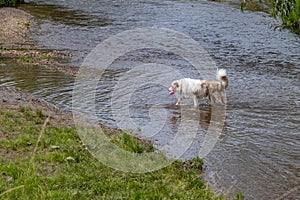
top-left (193, 95), bottom-right (199, 107)
top-left (176, 97), bottom-right (181, 105)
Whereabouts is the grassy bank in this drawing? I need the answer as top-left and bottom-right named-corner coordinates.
top-left (0, 106), bottom-right (222, 199)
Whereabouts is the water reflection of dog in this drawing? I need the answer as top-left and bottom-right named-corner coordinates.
top-left (168, 105), bottom-right (212, 133)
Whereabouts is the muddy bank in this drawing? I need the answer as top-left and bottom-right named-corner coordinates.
top-left (0, 86), bottom-right (74, 127)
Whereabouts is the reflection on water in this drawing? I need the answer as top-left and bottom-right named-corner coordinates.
top-left (19, 3), bottom-right (112, 27)
top-left (2, 0), bottom-right (300, 199)
top-left (0, 59), bottom-right (74, 109)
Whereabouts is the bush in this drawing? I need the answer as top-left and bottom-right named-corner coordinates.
top-left (0, 0), bottom-right (24, 7)
top-left (271, 0), bottom-right (300, 33)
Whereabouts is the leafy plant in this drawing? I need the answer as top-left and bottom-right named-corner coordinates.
top-left (241, 0), bottom-right (300, 33)
top-left (271, 0), bottom-right (300, 33)
top-left (0, 0), bottom-right (24, 7)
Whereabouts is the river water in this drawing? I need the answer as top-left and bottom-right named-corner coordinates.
top-left (0, 0), bottom-right (299, 199)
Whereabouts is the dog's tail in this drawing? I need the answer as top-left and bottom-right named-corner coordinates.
top-left (217, 68), bottom-right (228, 89)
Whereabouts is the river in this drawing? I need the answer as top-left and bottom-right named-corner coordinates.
top-left (0, 0), bottom-right (299, 199)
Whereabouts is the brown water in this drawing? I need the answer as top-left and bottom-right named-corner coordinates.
top-left (0, 0), bottom-right (299, 199)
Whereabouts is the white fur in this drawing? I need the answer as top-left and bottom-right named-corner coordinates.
top-left (169, 69), bottom-right (228, 107)
top-left (217, 69), bottom-right (227, 80)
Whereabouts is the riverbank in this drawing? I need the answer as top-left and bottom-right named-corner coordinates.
top-left (0, 7), bottom-right (222, 200)
top-left (0, 85), bottom-right (222, 199)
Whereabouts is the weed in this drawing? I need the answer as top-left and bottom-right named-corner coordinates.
top-left (18, 56), bottom-right (33, 63)
top-left (35, 109), bottom-right (44, 118)
top-left (0, 46), bottom-right (8, 50)
top-left (234, 192), bottom-right (245, 200)
top-left (37, 55), bottom-right (52, 60)
top-left (23, 22), bottom-right (30, 29)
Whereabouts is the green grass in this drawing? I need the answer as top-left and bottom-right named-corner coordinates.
top-left (234, 192), bottom-right (245, 200)
top-left (37, 55), bottom-right (52, 60)
top-left (0, 106), bottom-right (222, 200)
top-left (23, 22), bottom-right (30, 29)
top-left (0, 46), bottom-right (8, 50)
top-left (18, 57), bottom-right (33, 63)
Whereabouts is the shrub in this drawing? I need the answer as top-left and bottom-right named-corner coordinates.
top-left (271, 0), bottom-right (300, 33)
top-left (0, 0), bottom-right (24, 7)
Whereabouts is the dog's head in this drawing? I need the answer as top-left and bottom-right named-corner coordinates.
top-left (168, 81), bottom-right (179, 95)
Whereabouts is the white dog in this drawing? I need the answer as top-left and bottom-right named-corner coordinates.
top-left (168, 69), bottom-right (228, 106)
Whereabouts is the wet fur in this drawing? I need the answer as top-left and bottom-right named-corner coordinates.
top-left (169, 69), bottom-right (228, 106)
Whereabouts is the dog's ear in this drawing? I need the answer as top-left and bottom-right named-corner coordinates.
top-left (173, 81), bottom-right (179, 88)
top-left (200, 82), bottom-right (206, 88)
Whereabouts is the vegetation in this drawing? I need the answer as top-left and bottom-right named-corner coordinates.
top-left (0, 0), bottom-right (24, 7)
top-left (23, 22), bottom-right (30, 29)
top-left (234, 192), bottom-right (245, 200)
top-left (0, 106), bottom-right (222, 200)
top-left (37, 55), bottom-right (52, 60)
top-left (271, 0), bottom-right (300, 33)
top-left (0, 46), bottom-right (8, 51)
top-left (18, 56), bottom-right (33, 63)
top-left (241, 0), bottom-right (300, 33)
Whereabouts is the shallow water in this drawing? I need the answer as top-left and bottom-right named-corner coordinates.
top-left (1, 0), bottom-right (299, 199)
top-left (0, 59), bottom-right (74, 109)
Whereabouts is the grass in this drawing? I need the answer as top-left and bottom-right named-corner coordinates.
top-left (37, 55), bottom-right (52, 60)
top-left (0, 106), bottom-right (222, 200)
top-left (18, 57), bottom-right (33, 63)
top-left (23, 22), bottom-right (30, 29)
top-left (0, 46), bottom-right (8, 51)
top-left (234, 192), bottom-right (245, 200)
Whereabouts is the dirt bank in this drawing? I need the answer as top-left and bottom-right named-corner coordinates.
top-left (0, 86), bottom-right (74, 127)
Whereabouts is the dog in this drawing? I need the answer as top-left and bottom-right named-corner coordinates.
top-left (168, 69), bottom-right (228, 106)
